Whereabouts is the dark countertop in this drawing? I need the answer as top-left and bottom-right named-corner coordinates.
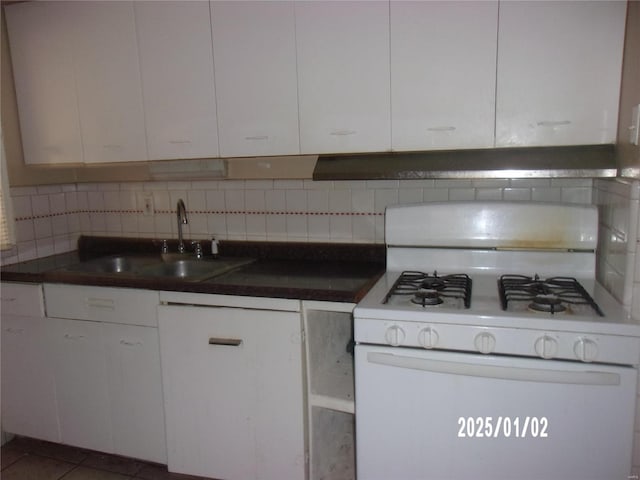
top-left (1, 236), bottom-right (385, 303)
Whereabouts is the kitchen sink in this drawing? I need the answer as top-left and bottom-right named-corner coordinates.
top-left (61, 255), bottom-right (158, 274)
top-left (58, 254), bottom-right (254, 281)
top-left (137, 257), bottom-right (255, 281)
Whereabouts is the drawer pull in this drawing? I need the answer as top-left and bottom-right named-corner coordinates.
top-left (120, 340), bottom-right (142, 347)
top-left (208, 337), bottom-right (243, 347)
top-left (1, 297), bottom-right (16, 303)
top-left (64, 334), bottom-right (86, 340)
top-left (244, 135), bottom-right (269, 141)
top-left (536, 120), bottom-right (571, 127)
top-left (86, 298), bottom-right (115, 310)
top-left (5, 327), bottom-right (24, 334)
top-left (427, 126), bottom-right (456, 132)
top-left (330, 129), bottom-right (357, 136)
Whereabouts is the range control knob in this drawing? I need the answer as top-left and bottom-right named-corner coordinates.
top-left (385, 325), bottom-right (406, 347)
top-left (534, 335), bottom-right (558, 359)
top-left (418, 327), bottom-right (439, 349)
top-left (574, 337), bottom-right (598, 362)
top-left (474, 332), bottom-right (496, 354)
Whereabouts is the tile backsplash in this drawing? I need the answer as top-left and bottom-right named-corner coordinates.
top-left (1, 177), bottom-right (595, 266)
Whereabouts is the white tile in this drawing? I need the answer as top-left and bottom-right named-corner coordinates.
top-left (531, 187), bottom-right (562, 202)
top-left (307, 190), bottom-right (329, 213)
top-left (244, 180), bottom-right (273, 190)
top-left (143, 181), bottom-right (168, 191)
top-left (398, 189), bottom-right (423, 204)
top-left (286, 214), bottom-right (308, 238)
top-left (67, 213), bottom-right (80, 235)
top-left (65, 192), bottom-right (78, 212)
top-left (119, 191), bottom-right (138, 211)
top-left (103, 191), bottom-right (121, 211)
top-left (188, 214), bottom-right (209, 235)
top-left (266, 190), bottom-right (286, 212)
top-left (226, 213), bottom-right (246, 236)
top-left (153, 191), bottom-right (170, 213)
top-left (472, 179), bottom-right (509, 188)
top-left (399, 179), bottom-right (433, 189)
top-left (560, 187), bottom-right (591, 204)
top-left (49, 193), bottom-right (66, 214)
top-left (246, 214), bottom-right (267, 237)
top-left (76, 183), bottom-right (99, 192)
top-left (206, 190), bottom-right (225, 212)
top-left (375, 216), bottom-right (385, 243)
top-left (36, 185), bottom-right (62, 194)
top-left (61, 184), bottom-right (77, 193)
top-left (120, 214), bottom-right (138, 235)
top-left (17, 240), bottom-right (38, 262)
top-left (352, 190), bottom-right (374, 213)
top-left (98, 183), bottom-right (120, 192)
top-left (353, 215), bottom-right (375, 242)
top-left (90, 213), bottom-right (107, 233)
top-left (167, 181), bottom-right (192, 191)
top-left (329, 190), bottom-right (352, 213)
top-left (475, 188), bottom-right (502, 201)
top-left (286, 190), bottom-right (307, 213)
top-left (274, 180), bottom-right (304, 190)
top-left (245, 190), bottom-right (266, 211)
top-left (14, 220), bottom-right (35, 242)
top-left (10, 186), bottom-right (38, 196)
top-left (366, 180), bottom-right (399, 189)
top-left (51, 215), bottom-right (69, 236)
top-left (219, 180), bottom-right (246, 190)
top-left (31, 195), bottom-right (50, 217)
top-left (169, 191), bottom-right (189, 211)
top-left (105, 213), bottom-right (122, 234)
top-left (330, 215), bottom-right (352, 240)
top-left (509, 178), bottom-right (550, 188)
top-left (266, 214), bottom-right (286, 238)
top-left (33, 218), bottom-right (53, 239)
top-left (35, 238), bottom-right (55, 257)
top-left (187, 190), bottom-right (207, 211)
top-left (334, 180), bottom-right (365, 190)
top-left (448, 188), bottom-right (475, 201)
top-left (154, 214), bottom-right (173, 237)
top-left (225, 190), bottom-right (245, 211)
top-left (374, 189), bottom-right (399, 213)
top-left (208, 214), bottom-right (227, 237)
top-left (433, 179), bottom-right (472, 188)
top-left (78, 212), bottom-right (92, 232)
top-left (503, 188), bottom-right (531, 201)
top-left (120, 182), bottom-right (145, 191)
top-left (307, 216), bottom-right (331, 240)
top-left (423, 188), bottom-right (448, 202)
top-left (12, 196), bottom-right (32, 219)
top-left (304, 179), bottom-right (333, 190)
top-left (87, 191), bottom-right (105, 211)
top-left (551, 178), bottom-right (593, 188)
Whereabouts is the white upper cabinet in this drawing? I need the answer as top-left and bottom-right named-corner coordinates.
top-left (69, 1), bottom-right (147, 163)
top-left (390, 1), bottom-right (498, 151)
top-left (5, 2), bottom-right (83, 164)
top-left (295, 1), bottom-right (391, 154)
top-left (212, 1), bottom-right (299, 157)
top-left (136, 1), bottom-right (219, 160)
top-left (496, 1), bottom-right (626, 147)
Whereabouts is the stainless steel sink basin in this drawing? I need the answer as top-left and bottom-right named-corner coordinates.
top-left (137, 257), bottom-right (254, 281)
top-left (62, 255), bottom-right (158, 274)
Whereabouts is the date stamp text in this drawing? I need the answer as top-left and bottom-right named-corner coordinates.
top-left (457, 416), bottom-right (548, 438)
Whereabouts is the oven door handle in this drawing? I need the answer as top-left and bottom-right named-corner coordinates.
top-left (367, 352), bottom-right (621, 386)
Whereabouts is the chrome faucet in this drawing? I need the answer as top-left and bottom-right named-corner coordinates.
top-left (176, 199), bottom-right (188, 254)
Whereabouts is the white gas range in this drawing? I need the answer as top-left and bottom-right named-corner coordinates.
top-left (354, 201), bottom-right (640, 480)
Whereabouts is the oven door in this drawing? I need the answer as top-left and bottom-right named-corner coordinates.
top-left (355, 345), bottom-right (636, 480)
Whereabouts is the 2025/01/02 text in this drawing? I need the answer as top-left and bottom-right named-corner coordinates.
top-left (457, 416), bottom-right (549, 438)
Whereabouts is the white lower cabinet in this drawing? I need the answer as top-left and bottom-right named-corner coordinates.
top-left (1, 283), bottom-right (60, 443)
top-left (158, 298), bottom-right (305, 480)
top-left (42, 284), bottom-right (166, 463)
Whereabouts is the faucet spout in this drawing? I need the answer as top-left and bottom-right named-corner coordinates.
top-left (176, 199), bottom-right (188, 253)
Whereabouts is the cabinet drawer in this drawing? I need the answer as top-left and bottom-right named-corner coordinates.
top-left (44, 284), bottom-right (159, 327)
top-left (1, 282), bottom-right (44, 317)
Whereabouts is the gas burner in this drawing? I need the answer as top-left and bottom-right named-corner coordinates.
top-left (499, 274), bottom-right (603, 316)
top-left (384, 271), bottom-right (472, 309)
top-left (528, 294), bottom-right (567, 314)
top-left (411, 289), bottom-right (444, 307)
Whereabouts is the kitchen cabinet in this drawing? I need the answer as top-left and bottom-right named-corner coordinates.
top-left (295, 0), bottom-right (391, 154)
top-left (135, 1), bottom-right (219, 160)
top-left (69, 1), bottom-right (147, 163)
top-left (4, 2), bottom-right (83, 165)
top-left (496, 0), bottom-right (626, 147)
top-left (303, 301), bottom-right (355, 480)
top-left (5, 1), bottom-right (148, 164)
top-left (390, 1), bottom-right (498, 151)
top-left (0, 283), bottom-right (60, 442)
top-left (158, 292), bottom-right (305, 480)
top-left (211, 1), bottom-right (299, 157)
top-left (43, 284), bottom-right (165, 463)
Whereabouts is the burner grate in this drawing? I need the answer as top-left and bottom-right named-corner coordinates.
top-left (384, 271), bottom-right (472, 309)
top-left (498, 274), bottom-right (604, 316)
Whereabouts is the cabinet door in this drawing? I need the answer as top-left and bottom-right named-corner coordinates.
top-left (1, 315), bottom-right (60, 442)
top-left (390, 1), bottom-right (498, 151)
top-left (135, 1), bottom-right (219, 160)
top-left (158, 305), bottom-right (305, 480)
top-left (4, 2), bottom-right (83, 164)
top-left (102, 323), bottom-right (166, 463)
top-left (496, 1), bottom-right (626, 147)
top-left (69, 1), bottom-right (147, 163)
top-left (295, 0), bottom-right (391, 154)
top-left (212, 1), bottom-right (299, 157)
top-left (47, 317), bottom-right (113, 453)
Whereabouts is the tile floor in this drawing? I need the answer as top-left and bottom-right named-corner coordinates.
top-left (1, 436), bottom-right (219, 480)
